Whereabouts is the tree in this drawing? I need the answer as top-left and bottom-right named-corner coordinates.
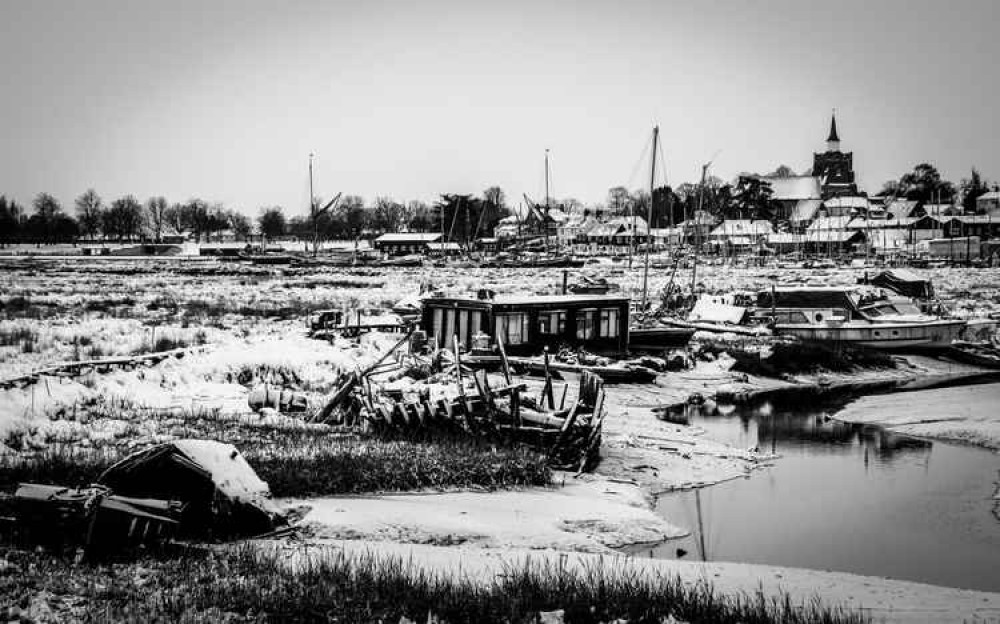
top-left (0, 196), bottom-right (23, 246)
top-left (75, 189), bottom-right (104, 239)
top-left (651, 185), bottom-right (682, 227)
top-left (730, 176), bottom-right (777, 221)
top-left (768, 164), bottom-right (796, 178)
top-left (229, 211), bottom-right (252, 240)
top-left (897, 163), bottom-right (955, 204)
top-left (31, 193), bottom-right (66, 243)
top-left (371, 196), bottom-right (405, 233)
top-left (145, 196), bottom-right (168, 242)
top-left (258, 207), bottom-right (287, 240)
top-left (104, 196), bottom-right (144, 241)
top-left (959, 168), bottom-right (991, 213)
top-left (406, 200), bottom-right (434, 231)
top-left (878, 180), bottom-right (901, 197)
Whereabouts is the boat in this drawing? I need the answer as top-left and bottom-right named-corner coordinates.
top-left (753, 286), bottom-right (966, 350)
top-left (627, 125), bottom-right (696, 352)
top-left (628, 325), bottom-right (696, 351)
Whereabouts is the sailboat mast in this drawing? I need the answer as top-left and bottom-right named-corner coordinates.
top-left (308, 153), bottom-right (316, 256)
top-left (641, 126), bottom-right (658, 313)
top-left (544, 149), bottom-right (551, 252)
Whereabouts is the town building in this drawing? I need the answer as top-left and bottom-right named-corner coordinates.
top-left (976, 191), bottom-right (1000, 216)
top-left (812, 113), bottom-right (859, 199)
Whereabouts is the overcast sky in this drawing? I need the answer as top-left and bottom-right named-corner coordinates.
top-left (1, 0), bottom-right (998, 217)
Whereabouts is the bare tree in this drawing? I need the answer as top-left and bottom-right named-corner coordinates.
top-left (372, 196), bottom-right (404, 232)
top-left (75, 189), bottom-right (104, 239)
top-left (145, 196), bottom-right (168, 242)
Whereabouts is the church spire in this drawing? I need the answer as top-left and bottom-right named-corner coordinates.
top-left (826, 110), bottom-right (840, 151)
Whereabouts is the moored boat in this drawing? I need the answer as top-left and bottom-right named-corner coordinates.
top-left (754, 286), bottom-right (965, 350)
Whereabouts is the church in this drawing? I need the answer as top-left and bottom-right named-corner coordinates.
top-left (812, 113), bottom-right (859, 199)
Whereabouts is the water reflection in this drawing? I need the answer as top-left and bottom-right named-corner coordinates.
top-left (638, 385), bottom-right (1000, 592)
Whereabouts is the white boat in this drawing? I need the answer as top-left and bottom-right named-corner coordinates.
top-left (753, 286), bottom-right (966, 350)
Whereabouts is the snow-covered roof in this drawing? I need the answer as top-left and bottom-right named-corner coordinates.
top-left (709, 220), bottom-right (774, 237)
top-left (823, 196), bottom-right (870, 210)
top-left (807, 216), bottom-right (853, 231)
top-left (374, 233), bottom-right (442, 243)
top-left (789, 199), bottom-right (823, 223)
top-left (976, 191), bottom-right (1000, 201)
top-left (922, 203), bottom-right (957, 216)
top-left (804, 230), bottom-right (862, 243)
top-left (768, 233), bottom-right (806, 245)
top-left (884, 199), bottom-right (920, 218)
top-left (762, 175), bottom-right (823, 200)
top-left (427, 242), bottom-right (463, 251)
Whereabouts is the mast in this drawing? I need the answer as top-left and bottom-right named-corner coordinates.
top-left (544, 149), bottom-right (551, 252)
top-left (641, 126), bottom-right (659, 314)
top-left (308, 153), bottom-right (316, 256)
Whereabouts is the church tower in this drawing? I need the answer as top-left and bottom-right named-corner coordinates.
top-left (813, 111), bottom-right (858, 198)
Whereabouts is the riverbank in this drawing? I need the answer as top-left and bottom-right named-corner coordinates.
top-left (261, 539), bottom-right (1000, 624)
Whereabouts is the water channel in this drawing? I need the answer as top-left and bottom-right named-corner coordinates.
top-left (626, 383), bottom-right (1000, 592)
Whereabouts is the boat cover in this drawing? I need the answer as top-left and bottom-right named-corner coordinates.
top-left (864, 270), bottom-right (935, 299)
top-left (756, 289), bottom-right (857, 311)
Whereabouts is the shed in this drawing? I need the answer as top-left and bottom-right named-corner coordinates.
top-left (420, 293), bottom-right (630, 357)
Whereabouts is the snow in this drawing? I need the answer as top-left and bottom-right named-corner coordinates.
top-left (285, 476), bottom-right (687, 552)
top-left (173, 439), bottom-right (271, 499)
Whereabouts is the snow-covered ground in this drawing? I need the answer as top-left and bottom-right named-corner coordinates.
top-left (3, 258), bottom-right (1000, 613)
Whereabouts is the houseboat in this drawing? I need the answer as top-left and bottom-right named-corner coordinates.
top-left (753, 286), bottom-right (965, 350)
top-left (420, 292), bottom-right (630, 357)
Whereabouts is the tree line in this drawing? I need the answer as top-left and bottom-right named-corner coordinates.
top-left (2, 164), bottom-right (995, 246)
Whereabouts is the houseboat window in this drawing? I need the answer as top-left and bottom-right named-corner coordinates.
top-left (432, 308), bottom-right (444, 341)
top-left (495, 313), bottom-right (529, 345)
top-left (538, 310), bottom-right (567, 335)
top-left (576, 309), bottom-right (597, 340)
top-left (600, 308), bottom-right (619, 338)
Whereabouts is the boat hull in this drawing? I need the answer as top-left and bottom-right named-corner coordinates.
top-left (773, 319), bottom-right (966, 351)
top-left (629, 327), bottom-right (696, 349)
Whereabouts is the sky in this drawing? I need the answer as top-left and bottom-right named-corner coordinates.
top-left (1, 0), bottom-right (998, 218)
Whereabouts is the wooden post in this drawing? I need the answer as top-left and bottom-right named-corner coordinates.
top-left (496, 334), bottom-right (512, 385)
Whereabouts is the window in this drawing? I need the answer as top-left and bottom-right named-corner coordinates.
top-left (538, 310), bottom-right (567, 335)
top-left (600, 308), bottom-right (620, 338)
top-left (576, 309), bottom-right (597, 340)
top-left (495, 313), bottom-right (529, 345)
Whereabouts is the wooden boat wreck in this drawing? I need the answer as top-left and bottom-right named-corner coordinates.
top-left (314, 334), bottom-right (608, 472)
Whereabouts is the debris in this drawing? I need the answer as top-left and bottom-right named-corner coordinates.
top-left (97, 439), bottom-right (287, 540)
top-left (1, 483), bottom-right (184, 559)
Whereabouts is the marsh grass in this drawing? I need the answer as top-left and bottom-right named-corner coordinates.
top-left (0, 412), bottom-right (551, 496)
top-left (0, 546), bottom-right (870, 624)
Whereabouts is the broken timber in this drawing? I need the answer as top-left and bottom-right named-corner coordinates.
top-left (315, 363), bottom-right (607, 472)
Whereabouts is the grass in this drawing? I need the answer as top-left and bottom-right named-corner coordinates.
top-left (0, 546), bottom-right (870, 624)
top-left (0, 421), bottom-right (552, 497)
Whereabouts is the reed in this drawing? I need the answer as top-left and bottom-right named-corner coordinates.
top-left (0, 546), bottom-right (870, 624)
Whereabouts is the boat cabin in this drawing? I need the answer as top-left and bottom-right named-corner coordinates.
top-left (420, 293), bottom-right (630, 357)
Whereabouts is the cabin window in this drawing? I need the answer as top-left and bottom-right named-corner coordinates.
top-left (576, 309), bottom-right (598, 340)
top-left (432, 308), bottom-right (444, 341)
top-left (495, 313), bottom-right (529, 345)
top-left (538, 310), bottom-right (567, 335)
top-left (600, 308), bottom-right (620, 338)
